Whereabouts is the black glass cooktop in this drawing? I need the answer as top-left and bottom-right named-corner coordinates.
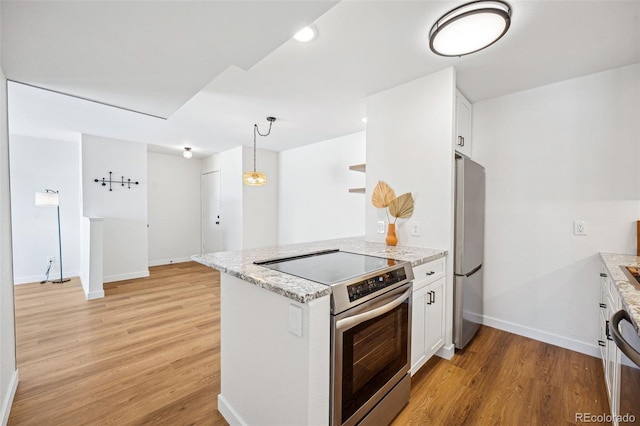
top-left (254, 249), bottom-right (398, 285)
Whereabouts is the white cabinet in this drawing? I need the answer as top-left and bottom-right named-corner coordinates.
top-left (411, 257), bottom-right (446, 375)
top-left (599, 262), bottom-right (621, 421)
top-left (455, 90), bottom-right (472, 158)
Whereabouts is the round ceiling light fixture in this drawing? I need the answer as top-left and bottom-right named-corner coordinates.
top-left (293, 25), bottom-right (317, 42)
top-left (183, 147), bottom-right (193, 159)
top-left (429, 1), bottom-right (511, 57)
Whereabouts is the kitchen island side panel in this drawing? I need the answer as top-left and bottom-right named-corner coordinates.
top-left (219, 273), bottom-right (330, 426)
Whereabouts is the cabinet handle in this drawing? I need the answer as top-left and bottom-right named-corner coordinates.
top-left (430, 291), bottom-right (435, 304)
top-left (600, 273), bottom-right (607, 278)
top-left (599, 303), bottom-right (607, 309)
top-left (426, 271), bottom-right (435, 276)
top-left (598, 340), bottom-right (606, 347)
top-left (457, 136), bottom-right (464, 146)
top-left (426, 294), bottom-right (431, 305)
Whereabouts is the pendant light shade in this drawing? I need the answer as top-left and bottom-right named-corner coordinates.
top-left (429, 1), bottom-right (511, 57)
top-left (244, 116), bottom-right (276, 187)
top-left (243, 171), bottom-right (267, 186)
top-left (183, 147), bottom-right (193, 159)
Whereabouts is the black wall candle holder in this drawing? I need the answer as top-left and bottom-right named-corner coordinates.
top-left (94, 171), bottom-right (139, 191)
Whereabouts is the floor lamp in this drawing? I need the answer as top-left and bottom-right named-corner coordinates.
top-left (35, 189), bottom-right (70, 284)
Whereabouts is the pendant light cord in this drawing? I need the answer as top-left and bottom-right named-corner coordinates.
top-left (252, 118), bottom-right (275, 172)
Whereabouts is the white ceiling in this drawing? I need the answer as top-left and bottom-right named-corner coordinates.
top-left (4, 1), bottom-right (640, 157)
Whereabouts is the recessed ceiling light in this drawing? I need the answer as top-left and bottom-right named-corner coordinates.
top-left (361, 117), bottom-right (368, 123)
top-left (294, 25), bottom-right (317, 42)
top-left (429, 1), bottom-right (511, 57)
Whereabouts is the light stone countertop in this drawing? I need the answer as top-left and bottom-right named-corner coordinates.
top-left (192, 237), bottom-right (447, 303)
top-left (600, 253), bottom-right (640, 336)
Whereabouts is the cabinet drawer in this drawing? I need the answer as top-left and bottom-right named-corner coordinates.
top-left (412, 257), bottom-right (445, 291)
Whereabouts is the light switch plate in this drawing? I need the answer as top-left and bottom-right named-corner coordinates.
top-left (377, 221), bottom-right (385, 234)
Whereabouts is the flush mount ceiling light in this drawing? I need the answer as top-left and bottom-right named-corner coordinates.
top-left (429, 0), bottom-right (511, 57)
top-left (243, 117), bottom-right (276, 186)
top-left (183, 147), bottom-right (193, 159)
top-left (293, 25), bottom-right (317, 42)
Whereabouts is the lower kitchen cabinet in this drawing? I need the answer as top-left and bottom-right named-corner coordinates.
top-left (599, 262), bottom-right (621, 421)
top-left (411, 258), bottom-right (445, 375)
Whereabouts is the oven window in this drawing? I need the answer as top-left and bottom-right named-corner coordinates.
top-left (341, 299), bottom-right (409, 423)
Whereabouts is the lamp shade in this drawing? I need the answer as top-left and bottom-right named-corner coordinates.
top-left (243, 171), bottom-right (267, 186)
top-left (35, 191), bottom-right (59, 206)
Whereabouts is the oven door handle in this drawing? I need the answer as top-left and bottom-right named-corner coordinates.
top-left (610, 309), bottom-right (640, 367)
top-left (335, 288), bottom-right (411, 331)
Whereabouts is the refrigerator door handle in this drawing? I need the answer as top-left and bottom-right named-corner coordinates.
top-left (455, 264), bottom-right (482, 278)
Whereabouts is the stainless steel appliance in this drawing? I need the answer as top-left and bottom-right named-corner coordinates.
top-left (255, 249), bottom-right (414, 426)
top-left (454, 156), bottom-right (485, 350)
top-left (610, 309), bottom-right (640, 421)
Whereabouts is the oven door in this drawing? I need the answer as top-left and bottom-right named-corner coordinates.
top-left (331, 283), bottom-right (412, 426)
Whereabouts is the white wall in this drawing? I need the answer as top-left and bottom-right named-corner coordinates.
top-left (473, 64), bottom-right (640, 356)
top-left (278, 132), bottom-right (366, 245)
top-left (365, 68), bottom-right (455, 251)
top-left (202, 146), bottom-right (279, 251)
top-left (0, 35), bottom-right (19, 423)
top-left (9, 135), bottom-right (82, 284)
top-left (148, 152), bottom-right (202, 265)
top-left (81, 134), bottom-right (149, 281)
top-left (243, 146), bottom-right (278, 249)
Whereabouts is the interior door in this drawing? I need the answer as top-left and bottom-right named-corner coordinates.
top-left (202, 171), bottom-right (221, 253)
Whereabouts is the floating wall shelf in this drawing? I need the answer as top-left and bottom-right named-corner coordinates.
top-left (348, 163), bottom-right (366, 194)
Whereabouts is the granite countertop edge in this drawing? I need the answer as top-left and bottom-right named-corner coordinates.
top-left (192, 237), bottom-right (447, 304)
top-left (600, 252), bottom-right (640, 336)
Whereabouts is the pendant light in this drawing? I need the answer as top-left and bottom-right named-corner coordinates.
top-left (183, 147), bottom-right (193, 159)
top-left (243, 116), bottom-right (276, 186)
top-left (429, 1), bottom-right (511, 57)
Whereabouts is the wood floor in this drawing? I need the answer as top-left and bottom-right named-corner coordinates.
top-left (9, 262), bottom-right (610, 425)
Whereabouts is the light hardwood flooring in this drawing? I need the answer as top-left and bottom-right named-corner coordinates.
top-left (9, 262), bottom-right (609, 425)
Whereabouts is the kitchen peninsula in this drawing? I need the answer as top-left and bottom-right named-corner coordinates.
top-left (193, 238), bottom-right (446, 426)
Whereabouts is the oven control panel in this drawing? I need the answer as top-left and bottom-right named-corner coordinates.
top-left (347, 267), bottom-right (408, 302)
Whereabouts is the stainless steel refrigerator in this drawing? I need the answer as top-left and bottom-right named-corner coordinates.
top-left (454, 156), bottom-right (485, 350)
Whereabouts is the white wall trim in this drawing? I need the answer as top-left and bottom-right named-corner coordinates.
top-left (436, 343), bottom-right (455, 361)
top-left (218, 394), bottom-right (247, 426)
top-left (13, 272), bottom-right (80, 285)
top-left (1, 369), bottom-right (18, 426)
top-left (103, 270), bottom-right (149, 284)
top-left (86, 290), bottom-right (105, 300)
top-left (148, 257), bottom-right (193, 267)
top-left (482, 315), bottom-right (600, 358)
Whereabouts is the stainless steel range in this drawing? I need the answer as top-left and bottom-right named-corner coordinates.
top-left (255, 249), bottom-right (414, 426)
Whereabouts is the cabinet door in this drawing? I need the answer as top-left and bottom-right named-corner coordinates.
top-left (411, 286), bottom-right (428, 375)
top-left (426, 277), bottom-right (445, 356)
top-left (455, 90), bottom-right (472, 158)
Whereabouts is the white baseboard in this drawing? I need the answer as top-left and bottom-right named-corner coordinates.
top-left (103, 270), bottom-right (149, 283)
top-left (1, 369), bottom-right (19, 426)
top-left (14, 271), bottom-right (80, 285)
top-left (481, 315), bottom-right (601, 358)
top-left (218, 394), bottom-right (247, 426)
top-left (436, 343), bottom-right (455, 360)
top-left (148, 257), bottom-right (193, 267)
top-left (86, 290), bottom-right (105, 300)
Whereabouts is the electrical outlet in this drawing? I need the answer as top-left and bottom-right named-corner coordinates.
top-left (573, 220), bottom-right (588, 236)
top-left (377, 221), bottom-right (385, 234)
top-left (411, 221), bottom-right (421, 236)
